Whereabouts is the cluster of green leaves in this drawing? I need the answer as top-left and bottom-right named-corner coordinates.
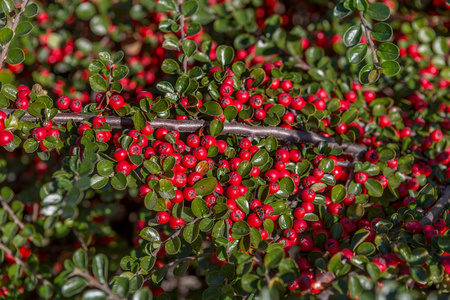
top-left (335, 0), bottom-right (400, 83)
top-left (0, 1), bottom-right (38, 65)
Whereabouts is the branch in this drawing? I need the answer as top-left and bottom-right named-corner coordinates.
top-left (420, 187), bottom-right (450, 227)
top-left (144, 253), bottom-right (212, 282)
top-left (177, 0), bottom-right (188, 75)
top-left (71, 268), bottom-right (125, 300)
top-left (1, 199), bottom-right (25, 229)
top-left (0, 109), bottom-right (367, 156)
top-left (0, 241), bottom-right (54, 288)
top-left (0, 0), bottom-right (29, 69)
top-left (152, 217), bottom-right (201, 257)
top-left (359, 11), bottom-right (379, 67)
top-left (293, 54), bottom-right (311, 71)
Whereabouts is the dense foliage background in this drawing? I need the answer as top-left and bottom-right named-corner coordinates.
top-left (0, 0), bottom-right (449, 299)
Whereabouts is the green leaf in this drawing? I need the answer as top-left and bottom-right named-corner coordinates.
top-left (73, 249), bottom-right (88, 271)
top-left (364, 178), bottom-right (383, 197)
top-left (209, 119), bottom-right (223, 137)
top-left (182, 0), bottom-right (198, 17)
top-left (377, 42), bottom-right (399, 61)
top-left (0, 28), bottom-right (13, 45)
top-left (112, 65), bottom-right (129, 81)
top-left (332, 184), bottom-right (347, 203)
top-left (341, 108), bottom-right (359, 124)
top-left (347, 44), bottom-right (367, 64)
top-left (192, 198), bottom-right (208, 217)
top-left (186, 22), bottom-right (202, 36)
top-left (432, 36), bottom-right (449, 55)
top-left (132, 288), bottom-right (152, 300)
top-left (356, 242), bottom-right (376, 256)
top-left (183, 223), bottom-right (199, 243)
top-left (157, 0), bottom-right (177, 12)
top-left (113, 51), bottom-right (125, 64)
top-left (356, 0), bottom-right (368, 11)
top-left (371, 22), bottom-right (393, 42)
top-left (333, 2), bottom-right (352, 18)
top-left (199, 101), bottom-right (223, 116)
top-left (24, 2), bottom-right (39, 18)
top-left (39, 285), bottom-right (54, 300)
top-left (193, 177), bottom-right (217, 196)
top-left (15, 21), bottom-right (33, 36)
top-left (366, 3), bottom-right (390, 21)
top-left (61, 277), bottom-right (88, 297)
top-left (76, 3), bottom-right (97, 20)
top-left (343, 25), bottom-right (363, 47)
top-left (1, 0), bottom-right (14, 19)
top-left (264, 248), bottom-right (284, 269)
top-left (111, 173), bottom-right (127, 190)
top-left (251, 149), bottom-right (269, 166)
top-left (161, 59), bottom-right (180, 74)
top-left (165, 236), bottom-right (181, 254)
top-left (250, 68), bottom-right (265, 88)
top-left (132, 111), bottom-right (146, 131)
top-left (359, 64), bottom-right (380, 84)
top-left (319, 158), bottom-right (335, 173)
top-left (92, 254), bottom-right (108, 284)
top-left (89, 75), bottom-right (108, 92)
top-left (182, 40), bottom-right (197, 57)
top-left (81, 290), bottom-right (106, 300)
top-left (139, 227), bottom-right (160, 242)
top-left (1, 83), bottom-right (17, 100)
top-left (23, 138), bottom-right (38, 153)
top-left (381, 61), bottom-right (400, 76)
top-left (6, 48), bottom-right (25, 65)
top-left (232, 221), bottom-right (251, 236)
top-left (216, 45), bottom-right (235, 68)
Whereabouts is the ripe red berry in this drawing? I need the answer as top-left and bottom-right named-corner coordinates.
top-left (57, 96), bottom-right (71, 110)
top-left (301, 188), bottom-right (315, 202)
top-left (32, 127), bottom-right (47, 141)
top-left (110, 94), bottom-right (125, 109)
top-left (335, 122), bottom-right (347, 134)
top-left (365, 149), bottom-right (379, 164)
top-left (0, 130), bottom-right (13, 146)
top-left (355, 172), bottom-right (368, 184)
top-left (156, 212), bottom-right (169, 224)
top-left (247, 213), bottom-right (263, 227)
top-left (406, 220), bottom-right (422, 234)
top-left (70, 99), bottom-right (82, 113)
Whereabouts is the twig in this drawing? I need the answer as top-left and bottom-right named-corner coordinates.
top-left (71, 268), bottom-right (125, 300)
top-left (178, 0), bottom-right (188, 75)
top-left (0, 109), bottom-right (368, 156)
top-left (0, 0), bottom-right (29, 69)
top-left (73, 227), bottom-right (89, 252)
top-left (420, 188), bottom-right (450, 227)
top-left (144, 253), bottom-right (212, 282)
top-left (0, 241), bottom-right (54, 288)
top-left (1, 200), bottom-right (25, 229)
top-left (359, 11), bottom-right (379, 67)
top-left (151, 217), bottom-right (201, 257)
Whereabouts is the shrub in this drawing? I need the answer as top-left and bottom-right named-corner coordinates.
top-left (0, 0), bottom-right (449, 299)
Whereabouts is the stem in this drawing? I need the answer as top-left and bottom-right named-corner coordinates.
top-left (71, 268), bottom-right (125, 300)
top-left (1, 199), bottom-right (25, 229)
top-left (359, 11), bottom-right (379, 67)
top-left (0, 241), bottom-right (54, 288)
top-left (293, 54), bottom-right (311, 71)
top-left (144, 253), bottom-right (212, 282)
top-left (151, 217), bottom-right (201, 257)
top-left (0, 0), bottom-right (29, 69)
top-left (420, 187), bottom-right (450, 227)
top-left (0, 109), bottom-right (368, 156)
top-left (178, 0), bottom-right (188, 75)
